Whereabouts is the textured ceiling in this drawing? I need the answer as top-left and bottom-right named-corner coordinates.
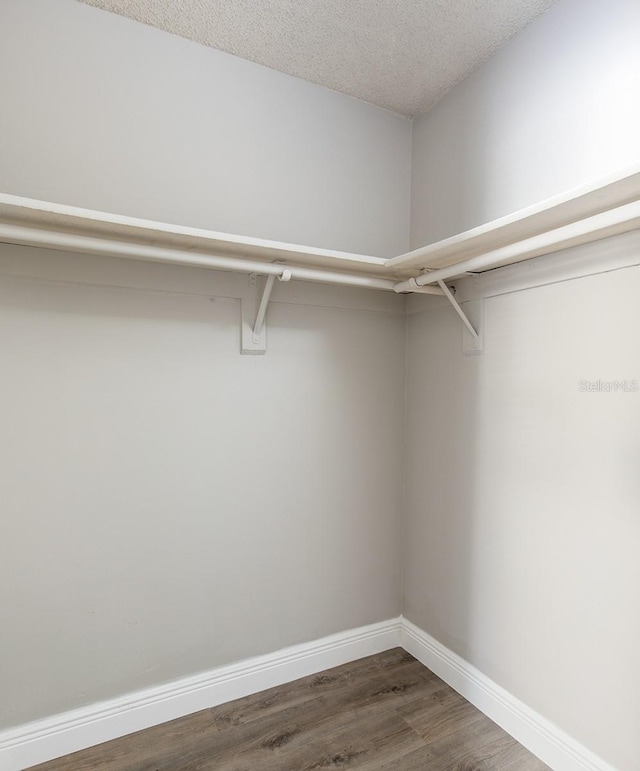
top-left (76, 0), bottom-right (556, 116)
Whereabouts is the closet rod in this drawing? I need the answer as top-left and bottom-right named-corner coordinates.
top-left (0, 222), bottom-right (441, 295)
top-left (393, 199), bottom-right (640, 292)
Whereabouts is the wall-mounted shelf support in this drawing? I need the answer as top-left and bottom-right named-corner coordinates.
top-left (241, 269), bottom-right (292, 355)
top-left (437, 280), bottom-right (478, 340)
top-left (437, 280), bottom-right (484, 355)
top-left (252, 273), bottom-right (275, 343)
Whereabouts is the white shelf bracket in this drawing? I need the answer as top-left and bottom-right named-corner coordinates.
top-left (436, 280), bottom-right (484, 355)
top-left (241, 269), bottom-right (292, 355)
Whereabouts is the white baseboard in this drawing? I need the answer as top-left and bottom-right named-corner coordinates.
top-left (400, 618), bottom-right (616, 771)
top-left (1, 617), bottom-right (616, 771)
top-left (0, 618), bottom-right (402, 771)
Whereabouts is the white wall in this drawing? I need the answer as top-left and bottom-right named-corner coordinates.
top-left (403, 242), bottom-right (640, 770)
top-left (0, 244), bottom-right (406, 728)
top-left (405, 2), bottom-right (640, 767)
top-left (0, 0), bottom-right (409, 730)
top-left (0, 0), bottom-right (411, 258)
top-left (410, 0), bottom-right (640, 247)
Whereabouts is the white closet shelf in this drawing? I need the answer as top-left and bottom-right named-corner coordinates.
top-left (1, 164), bottom-right (640, 299)
top-left (392, 164), bottom-right (640, 292)
top-left (0, 193), bottom-right (408, 281)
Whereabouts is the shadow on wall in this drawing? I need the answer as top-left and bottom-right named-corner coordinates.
top-left (402, 300), bottom-right (483, 661)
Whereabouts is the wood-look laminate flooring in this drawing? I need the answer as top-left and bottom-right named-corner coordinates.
top-left (28, 649), bottom-right (549, 771)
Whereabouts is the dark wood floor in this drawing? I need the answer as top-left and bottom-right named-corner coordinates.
top-left (29, 649), bottom-right (549, 770)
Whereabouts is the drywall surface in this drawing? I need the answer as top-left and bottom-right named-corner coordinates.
top-left (406, 3), bottom-right (640, 764)
top-left (403, 236), bottom-right (640, 770)
top-left (0, 0), bottom-right (410, 258)
top-left (410, 0), bottom-right (640, 247)
top-left (0, 246), bottom-right (406, 728)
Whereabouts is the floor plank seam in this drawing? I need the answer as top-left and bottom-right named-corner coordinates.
top-left (23, 649), bottom-right (549, 771)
